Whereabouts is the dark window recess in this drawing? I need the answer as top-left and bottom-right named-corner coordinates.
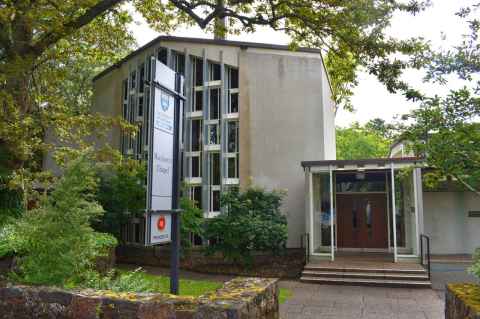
top-left (129, 96), bottom-right (135, 122)
top-left (468, 211), bottom-right (480, 218)
top-left (158, 47), bottom-right (168, 65)
top-left (193, 234), bottom-right (203, 246)
top-left (123, 79), bottom-right (128, 100)
top-left (195, 58), bottom-right (204, 86)
top-left (210, 88), bottom-right (220, 119)
top-left (191, 156), bottom-right (201, 177)
top-left (211, 153), bottom-right (221, 185)
top-left (212, 190), bottom-right (220, 211)
top-left (122, 103), bottom-right (128, 120)
top-left (230, 68), bottom-right (239, 88)
top-left (209, 125), bottom-right (218, 145)
top-left (210, 63), bottom-right (221, 81)
top-left (138, 97), bottom-right (144, 117)
top-left (191, 119), bottom-right (202, 151)
top-left (146, 57), bottom-right (152, 81)
top-left (137, 126), bottom-right (143, 155)
top-left (130, 71), bottom-right (136, 89)
top-left (139, 64), bottom-right (145, 93)
top-left (366, 201), bottom-right (372, 229)
top-left (230, 93), bottom-right (239, 113)
top-left (227, 122), bottom-right (237, 153)
top-left (145, 102), bottom-right (149, 145)
top-left (228, 157), bottom-right (236, 178)
top-left (194, 91), bottom-right (203, 111)
top-left (352, 203), bottom-right (358, 229)
top-left (173, 53), bottom-right (185, 75)
top-left (192, 186), bottom-right (202, 209)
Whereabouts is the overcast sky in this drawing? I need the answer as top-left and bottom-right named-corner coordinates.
top-left (128, 0), bottom-right (475, 127)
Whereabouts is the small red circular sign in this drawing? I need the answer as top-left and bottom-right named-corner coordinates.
top-left (157, 216), bottom-right (166, 231)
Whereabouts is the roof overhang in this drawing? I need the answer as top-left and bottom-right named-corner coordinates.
top-left (301, 157), bottom-right (424, 172)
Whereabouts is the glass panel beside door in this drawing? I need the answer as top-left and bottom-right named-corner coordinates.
top-left (312, 173), bottom-right (334, 254)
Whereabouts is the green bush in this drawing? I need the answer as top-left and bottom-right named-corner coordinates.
top-left (204, 186), bottom-right (288, 264)
top-left (470, 248), bottom-right (480, 280)
top-left (179, 195), bottom-right (204, 248)
top-left (95, 160), bottom-right (146, 238)
top-left (3, 154), bottom-right (117, 286)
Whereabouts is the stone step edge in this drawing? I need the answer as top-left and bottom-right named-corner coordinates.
top-left (301, 270), bottom-right (430, 280)
top-left (303, 266), bottom-right (427, 274)
top-left (300, 276), bottom-right (432, 288)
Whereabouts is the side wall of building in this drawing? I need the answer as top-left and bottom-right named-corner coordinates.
top-left (241, 50), bottom-right (331, 247)
top-left (423, 191), bottom-right (480, 254)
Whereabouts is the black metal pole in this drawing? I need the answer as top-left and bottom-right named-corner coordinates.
top-left (170, 211), bottom-right (180, 294)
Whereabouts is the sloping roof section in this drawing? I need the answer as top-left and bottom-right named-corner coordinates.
top-left (93, 35), bottom-right (322, 82)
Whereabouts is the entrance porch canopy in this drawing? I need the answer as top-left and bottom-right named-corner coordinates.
top-left (301, 157), bottom-right (424, 262)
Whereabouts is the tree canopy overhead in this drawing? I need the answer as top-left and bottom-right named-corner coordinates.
top-left (0, 0), bottom-right (430, 193)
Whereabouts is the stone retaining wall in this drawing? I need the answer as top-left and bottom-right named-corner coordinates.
top-left (0, 277), bottom-right (278, 319)
top-left (116, 245), bottom-right (304, 279)
top-left (446, 283), bottom-right (480, 319)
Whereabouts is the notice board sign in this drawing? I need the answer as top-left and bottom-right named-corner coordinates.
top-left (145, 58), bottom-right (184, 246)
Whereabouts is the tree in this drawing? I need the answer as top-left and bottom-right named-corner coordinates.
top-left (336, 121), bottom-right (393, 160)
top-left (1, 1), bottom-right (429, 172)
top-left (400, 3), bottom-right (480, 196)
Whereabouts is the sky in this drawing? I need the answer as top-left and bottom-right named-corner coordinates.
top-left (127, 0), bottom-right (476, 127)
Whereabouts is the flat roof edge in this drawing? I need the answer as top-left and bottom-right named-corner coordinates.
top-left (301, 157), bottom-right (423, 168)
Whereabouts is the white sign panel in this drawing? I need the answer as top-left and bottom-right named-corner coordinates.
top-left (150, 212), bottom-right (172, 244)
top-left (150, 89), bottom-right (175, 211)
top-left (155, 62), bottom-right (176, 92)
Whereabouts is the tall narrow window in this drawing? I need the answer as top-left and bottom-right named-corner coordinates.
top-left (158, 47), bottom-right (168, 65)
top-left (209, 88), bottom-right (220, 119)
top-left (209, 63), bottom-right (221, 81)
top-left (194, 91), bottom-right (203, 111)
top-left (130, 71), bottom-right (136, 90)
top-left (191, 119), bottom-right (202, 151)
top-left (139, 63), bottom-right (145, 93)
top-left (138, 97), bottom-right (144, 117)
top-left (227, 121), bottom-right (238, 153)
top-left (210, 153), bottom-right (221, 185)
top-left (207, 124), bottom-right (219, 145)
top-left (229, 93), bottom-right (239, 113)
top-left (194, 58), bottom-right (203, 86)
top-left (230, 68), bottom-right (239, 89)
top-left (191, 155), bottom-right (201, 177)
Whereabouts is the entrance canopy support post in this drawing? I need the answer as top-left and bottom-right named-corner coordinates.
top-left (329, 165), bottom-right (334, 262)
top-left (390, 163), bottom-right (398, 262)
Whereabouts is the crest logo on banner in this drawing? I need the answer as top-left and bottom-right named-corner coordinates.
top-left (161, 95), bottom-right (170, 111)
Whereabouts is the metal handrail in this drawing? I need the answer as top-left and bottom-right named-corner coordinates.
top-left (300, 233), bottom-right (310, 265)
top-left (419, 234), bottom-right (431, 280)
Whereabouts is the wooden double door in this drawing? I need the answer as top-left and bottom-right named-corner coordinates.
top-left (337, 193), bottom-right (388, 249)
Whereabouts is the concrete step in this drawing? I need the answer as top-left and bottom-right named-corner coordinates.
top-left (303, 265), bottom-right (427, 275)
top-left (300, 276), bottom-right (432, 288)
top-left (301, 270), bottom-right (430, 281)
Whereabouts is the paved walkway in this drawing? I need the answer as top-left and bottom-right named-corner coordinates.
top-left (279, 281), bottom-right (443, 319)
top-left (120, 262), bottom-right (479, 319)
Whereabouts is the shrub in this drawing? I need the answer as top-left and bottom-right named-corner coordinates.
top-left (179, 195), bottom-right (204, 248)
top-left (95, 160), bottom-right (146, 238)
top-left (470, 248), bottom-right (480, 280)
top-left (204, 186), bottom-right (288, 264)
top-left (3, 154), bottom-right (117, 286)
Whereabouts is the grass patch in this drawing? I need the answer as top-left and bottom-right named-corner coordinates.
top-left (279, 288), bottom-right (292, 304)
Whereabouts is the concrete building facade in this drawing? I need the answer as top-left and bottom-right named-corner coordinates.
top-left (91, 36), bottom-right (336, 248)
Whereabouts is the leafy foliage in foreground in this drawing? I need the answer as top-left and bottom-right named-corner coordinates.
top-left (470, 248), bottom-right (480, 280)
top-left (80, 268), bottom-right (222, 297)
top-left (2, 154), bottom-right (117, 286)
top-left (205, 187), bottom-right (288, 264)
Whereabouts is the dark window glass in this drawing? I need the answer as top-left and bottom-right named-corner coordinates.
top-left (122, 103), bottom-right (128, 120)
top-left (174, 52), bottom-right (185, 75)
top-left (191, 119), bottom-right (202, 151)
top-left (193, 234), bottom-right (203, 245)
top-left (137, 125), bottom-right (143, 156)
top-left (211, 153), bottom-right (220, 185)
top-left (366, 201), bottom-right (372, 229)
top-left (192, 156), bottom-right (200, 177)
top-left (193, 186), bottom-right (202, 209)
top-left (158, 47), bottom-right (168, 65)
top-left (227, 121), bottom-right (238, 153)
top-left (194, 91), bottom-right (203, 111)
top-left (212, 190), bottom-right (220, 211)
top-left (210, 88), bottom-right (220, 119)
top-left (138, 97), bottom-right (143, 117)
top-left (230, 68), bottom-right (239, 88)
top-left (210, 63), bottom-right (221, 81)
top-left (228, 157), bottom-right (237, 178)
top-left (139, 64), bottom-right (145, 93)
top-left (230, 93), bottom-right (238, 113)
top-left (130, 71), bottom-right (136, 89)
top-left (123, 79), bottom-right (128, 100)
top-left (195, 58), bottom-right (203, 86)
top-left (352, 201), bottom-right (358, 229)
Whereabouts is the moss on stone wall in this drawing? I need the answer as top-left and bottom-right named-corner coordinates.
top-left (448, 283), bottom-right (480, 313)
